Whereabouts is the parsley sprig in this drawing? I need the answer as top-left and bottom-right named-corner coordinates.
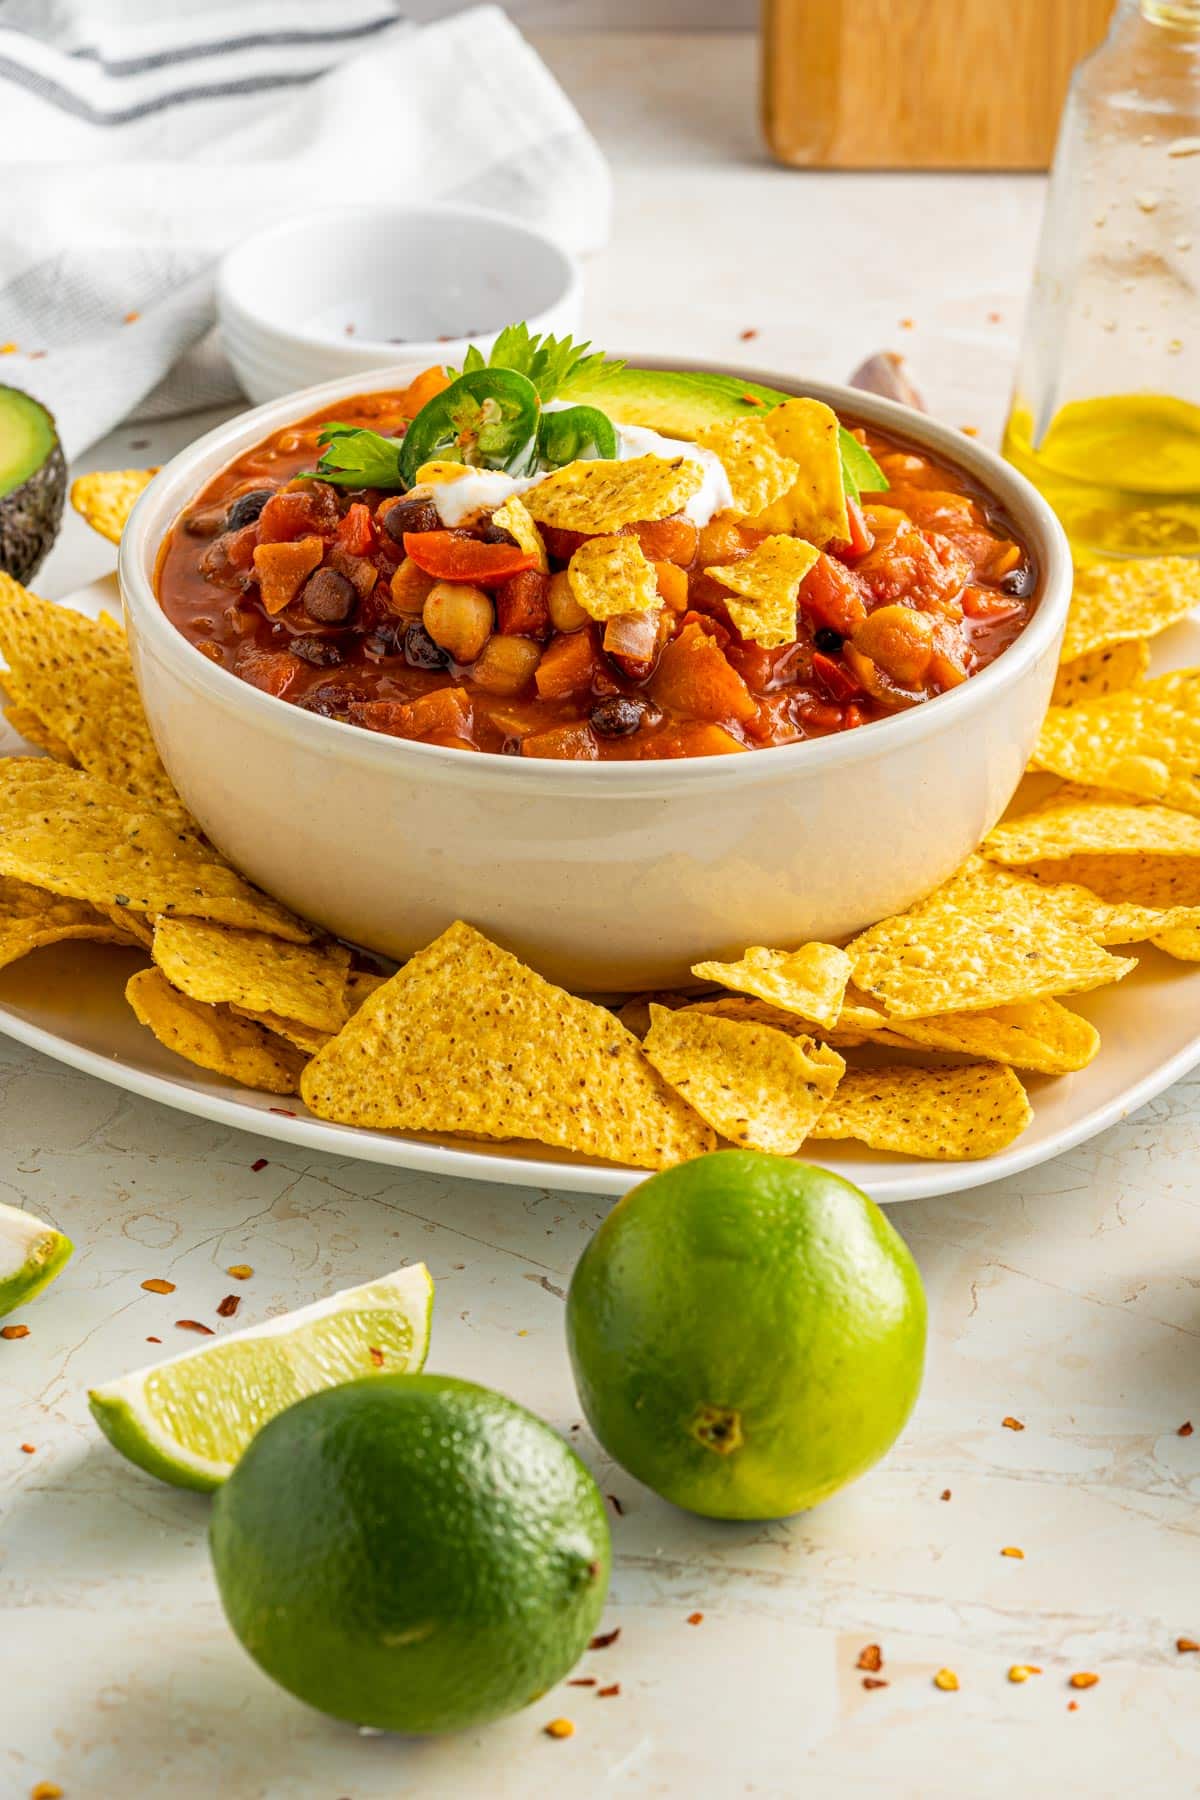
top-left (457, 325), bottom-right (625, 406)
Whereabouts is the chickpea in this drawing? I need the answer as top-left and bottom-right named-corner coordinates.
top-left (422, 582), bottom-right (494, 665)
top-left (547, 569), bottom-right (589, 633)
top-left (390, 556), bottom-right (436, 615)
top-left (851, 603), bottom-right (936, 688)
top-left (472, 633), bottom-right (542, 696)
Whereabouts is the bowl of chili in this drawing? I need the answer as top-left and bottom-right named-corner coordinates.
top-left (119, 358), bottom-right (1070, 991)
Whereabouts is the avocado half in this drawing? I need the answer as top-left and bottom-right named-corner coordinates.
top-left (562, 365), bottom-right (793, 438)
top-left (0, 385), bottom-right (66, 584)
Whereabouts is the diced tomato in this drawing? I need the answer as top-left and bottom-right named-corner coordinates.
top-left (648, 622), bottom-right (757, 725)
top-left (798, 554), bottom-right (868, 636)
top-left (257, 486), bottom-right (337, 544)
top-left (252, 535), bottom-right (324, 614)
top-left (811, 650), bottom-right (864, 703)
top-left (350, 687), bottom-right (473, 742)
top-left (401, 364), bottom-right (453, 418)
top-left (841, 497), bottom-right (875, 559)
top-left (336, 502), bottom-right (375, 558)
top-left (403, 530), bottom-right (537, 584)
top-left (961, 584), bottom-right (1025, 621)
top-left (842, 703), bottom-right (866, 729)
top-left (199, 522), bottom-right (259, 585)
top-left (234, 645), bottom-right (298, 697)
top-left (535, 629), bottom-right (601, 700)
top-left (521, 721), bottom-right (600, 761)
top-left (495, 569), bottom-right (551, 639)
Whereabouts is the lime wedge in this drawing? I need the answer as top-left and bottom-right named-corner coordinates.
top-left (89, 1264), bottom-right (433, 1491)
top-left (0, 1200), bottom-right (73, 1319)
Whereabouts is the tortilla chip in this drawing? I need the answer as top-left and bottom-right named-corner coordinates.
top-left (984, 789), bottom-right (1200, 920)
top-left (414, 461), bottom-right (468, 485)
top-left (524, 456), bottom-right (705, 535)
top-left (696, 419), bottom-right (799, 517)
top-left (70, 469), bottom-right (156, 544)
top-left (126, 968), bottom-right (307, 1094)
top-left (151, 916), bottom-right (351, 1032)
top-left (101, 904), bottom-right (154, 948)
top-left (0, 581), bottom-right (186, 821)
top-left (1052, 638), bottom-right (1149, 706)
top-left (0, 874), bottom-right (141, 971)
top-left (642, 1003), bottom-right (844, 1156)
top-left (691, 942), bottom-right (852, 1031)
top-left (808, 1063), bottom-right (1033, 1160)
top-left (1027, 855), bottom-right (1200, 913)
top-left (300, 921), bottom-right (716, 1170)
top-left (1061, 555), bottom-right (1200, 664)
top-left (2, 698), bottom-right (75, 761)
top-left (230, 968), bottom-right (385, 1054)
top-left (848, 855), bottom-right (1134, 1017)
top-left (707, 535), bottom-right (819, 648)
top-left (742, 398), bottom-right (850, 547)
top-left (986, 787), bottom-right (1200, 866)
top-left (0, 760), bottom-right (310, 942)
top-left (1153, 925), bottom-right (1200, 960)
top-left (1031, 686), bottom-right (1200, 815)
top-left (490, 494), bottom-right (549, 573)
top-left (568, 535), bottom-right (659, 621)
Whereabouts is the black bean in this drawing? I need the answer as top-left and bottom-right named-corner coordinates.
top-left (813, 627), bottom-right (844, 653)
top-left (590, 696), bottom-right (644, 738)
top-left (403, 622), bottom-right (450, 670)
top-left (479, 521), bottom-right (518, 546)
top-left (289, 635), bottom-right (344, 668)
top-left (363, 621), bottom-right (406, 659)
top-left (182, 505), bottom-right (228, 539)
top-left (1000, 563), bottom-right (1036, 598)
top-left (301, 567), bottom-right (357, 623)
top-left (225, 488), bottom-right (275, 531)
top-left (382, 496), bottom-right (441, 542)
top-left (297, 683), bottom-right (355, 718)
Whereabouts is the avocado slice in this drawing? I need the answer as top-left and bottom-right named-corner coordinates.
top-left (562, 365), bottom-right (793, 438)
top-left (0, 386), bottom-right (66, 584)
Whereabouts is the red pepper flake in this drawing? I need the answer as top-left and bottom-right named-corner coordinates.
top-left (368, 1346), bottom-right (385, 1367)
top-left (1178, 1420), bottom-right (1193, 1436)
top-left (141, 1278), bottom-right (176, 1294)
top-left (940, 1489), bottom-right (952, 1501)
top-left (1001, 1416), bottom-right (1025, 1431)
top-left (1, 1324), bottom-right (29, 1339)
top-left (216, 1294), bottom-right (240, 1318)
top-left (1068, 1700), bottom-right (1079, 1711)
top-left (146, 1336), bottom-right (161, 1344)
top-left (739, 328), bottom-right (759, 341)
top-left (28, 349), bottom-right (47, 359)
top-left (227, 1264), bottom-right (254, 1280)
top-left (1069, 1671), bottom-right (1099, 1689)
top-left (589, 1628), bottom-right (620, 1650)
top-left (20, 1443), bottom-right (35, 1454)
top-left (250, 1158), bottom-right (269, 1172)
top-left (606, 1493), bottom-right (625, 1516)
top-left (687, 1612), bottom-right (704, 1626)
top-left (1177, 1638), bottom-right (1199, 1653)
top-left (987, 310), bottom-right (1003, 324)
top-left (597, 1683), bottom-right (620, 1698)
top-left (567, 1677), bottom-right (597, 1687)
top-left (862, 1677), bottom-right (888, 1690)
top-left (269, 1108), bottom-right (297, 1118)
top-left (123, 310), bottom-right (140, 324)
top-left (857, 1644), bottom-right (883, 1672)
top-left (175, 1319), bottom-right (214, 1336)
top-left (739, 393), bottom-right (764, 406)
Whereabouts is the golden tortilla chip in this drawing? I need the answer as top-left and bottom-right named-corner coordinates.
top-left (70, 468), bottom-right (156, 544)
top-left (300, 921), bottom-right (716, 1170)
top-left (567, 535), bottom-right (659, 621)
top-left (984, 790), bottom-right (1200, 920)
top-left (101, 903), bottom-right (154, 947)
top-left (1061, 556), bottom-right (1200, 664)
top-left (848, 855), bottom-right (1134, 1018)
top-left (742, 398), bottom-right (850, 547)
top-left (1031, 686), bottom-right (1200, 815)
top-left (524, 456), bottom-right (705, 535)
top-left (414, 461), bottom-right (469, 485)
top-left (696, 419), bottom-right (799, 517)
top-left (642, 1003), bottom-right (844, 1156)
top-left (230, 968), bottom-right (385, 1054)
top-left (708, 535), bottom-right (819, 648)
top-left (986, 787), bottom-right (1200, 866)
top-left (691, 941), bottom-right (851, 1031)
top-left (151, 916), bottom-right (351, 1032)
top-left (490, 494), bottom-right (549, 573)
top-left (126, 967), bottom-right (307, 1094)
top-left (1052, 638), bottom-right (1149, 706)
top-left (2, 696), bottom-right (75, 761)
top-left (809, 1063), bottom-right (1033, 1160)
top-left (1027, 855), bottom-right (1200, 913)
top-left (0, 581), bottom-right (186, 821)
top-left (0, 874), bottom-right (141, 971)
top-left (1153, 925), bottom-right (1200, 960)
top-left (0, 760), bottom-right (310, 942)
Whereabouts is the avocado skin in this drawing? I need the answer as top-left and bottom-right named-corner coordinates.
top-left (0, 388), bottom-right (66, 585)
top-left (563, 365), bottom-right (792, 439)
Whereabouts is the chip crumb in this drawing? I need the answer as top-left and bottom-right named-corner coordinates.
top-left (544, 1718), bottom-right (575, 1739)
top-left (1002, 1416), bottom-right (1025, 1431)
top-left (862, 1677), bottom-right (888, 1690)
top-left (1008, 1664), bottom-right (1042, 1682)
top-left (1177, 1637), bottom-right (1199, 1652)
top-left (20, 1442), bottom-right (35, 1454)
top-left (687, 1611), bottom-right (704, 1626)
top-left (141, 1277), bottom-right (176, 1294)
top-left (227, 1264), bottom-right (254, 1279)
top-left (1179, 1420), bottom-right (1193, 1436)
top-left (216, 1294), bottom-right (240, 1318)
top-left (31, 1783), bottom-right (63, 1799)
top-left (597, 1683), bottom-right (620, 1698)
top-left (175, 1319), bottom-right (214, 1336)
top-left (961, 425), bottom-right (980, 437)
top-left (1, 1324), bottom-right (29, 1340)
top-left (1070, 1672), bottom-right (1100, 1689)
top-left (940, 1488), bottom-right (952, 1501)
top-left (900, 317), bottom-right (915, 330)
top-left (933, 1668), bottom-right (959, 1691)
top-left (0, 342), bottom-right (17, 355)
top-left (589, 1627), bottom-right (620, 1650)
top-left (1001, 1546), bottom-right (1025, 1559)
top-left (857, 1644), bottom-right (883, 1672)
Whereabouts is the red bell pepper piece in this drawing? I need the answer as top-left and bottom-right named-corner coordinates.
top-left (403, 530), bottom-right (537, 584)
top-left (841, 497), bottom-right (874, 559)
top-left (336, 502), bottom-right (375, 558)
top-left (811, 650), bottom-right (863, 703)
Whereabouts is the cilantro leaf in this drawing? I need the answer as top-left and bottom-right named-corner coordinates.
top-left (452, 324), bottom-right (624, 405)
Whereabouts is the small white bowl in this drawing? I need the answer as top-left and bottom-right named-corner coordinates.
top-left (217, 203), bottom-right (583, 406)
top-left (119, 360), bottom-right (1070, 992)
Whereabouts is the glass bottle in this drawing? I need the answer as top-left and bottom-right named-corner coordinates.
top-left (1003, 0), bottom-right (1200, 560)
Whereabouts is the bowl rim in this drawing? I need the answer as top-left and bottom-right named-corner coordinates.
top-left (216, 201), bottom-right (582, 364)
top-left (119, 355), bottom-right (1071, 794)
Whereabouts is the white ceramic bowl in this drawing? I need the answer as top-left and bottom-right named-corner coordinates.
top-left (119, 361), bottom-right (1070, 991)
top-left (217, 204), bottom-right (583, 406)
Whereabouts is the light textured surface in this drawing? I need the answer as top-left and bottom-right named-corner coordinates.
top-left (7, 33), bottom-right (1200, 1800)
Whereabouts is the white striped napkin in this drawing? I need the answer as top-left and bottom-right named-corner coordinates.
top-left (0, 1), bottom-right (610, 453)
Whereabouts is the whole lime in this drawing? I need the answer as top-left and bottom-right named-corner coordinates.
top-left (566, 1150), bottom-right (926, 1520)
top-left (209, 1373), bottom-right (611, 1733)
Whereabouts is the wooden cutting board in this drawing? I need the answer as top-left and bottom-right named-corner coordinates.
top-left (762, 0), bottom-right (1114, 169)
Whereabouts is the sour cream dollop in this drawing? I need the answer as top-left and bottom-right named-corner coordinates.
top-left (424, 418), bottom-right (734, 530)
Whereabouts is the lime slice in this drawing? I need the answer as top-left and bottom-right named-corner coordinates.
top-left (89, 1264), bottom-right (433, 1491)
top-left (0, 1200), bottom-right (73, 1319)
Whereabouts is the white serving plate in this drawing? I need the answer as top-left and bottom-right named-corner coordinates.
top-left (2, 579), bottom-right (1198, 1205)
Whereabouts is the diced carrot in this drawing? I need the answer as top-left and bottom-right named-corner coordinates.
top-left (351, 687), bottom-right (473, 742)
top-left (632, 516), bottom-right (699, 566)
top-left (495, 569), bottom-right (551, 639)
top-left (336, 502), bottom-right (375, 558)
top-left (253, 536), bottom-right (324, 614)
top-left (234, 645), bottom-right (298, 697)
top-left (401, 364), bottom-right (453, 417)
top-left (535, 629), bottom-right (599, 700)
top-left (521, 721), bottom-right (599, 760)
top-left (653, 560), bottom-right (690, 612)
top-left (799, 553), bottom-right (868, 636)
top-left (648, 621), bottom-right (757, 724)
